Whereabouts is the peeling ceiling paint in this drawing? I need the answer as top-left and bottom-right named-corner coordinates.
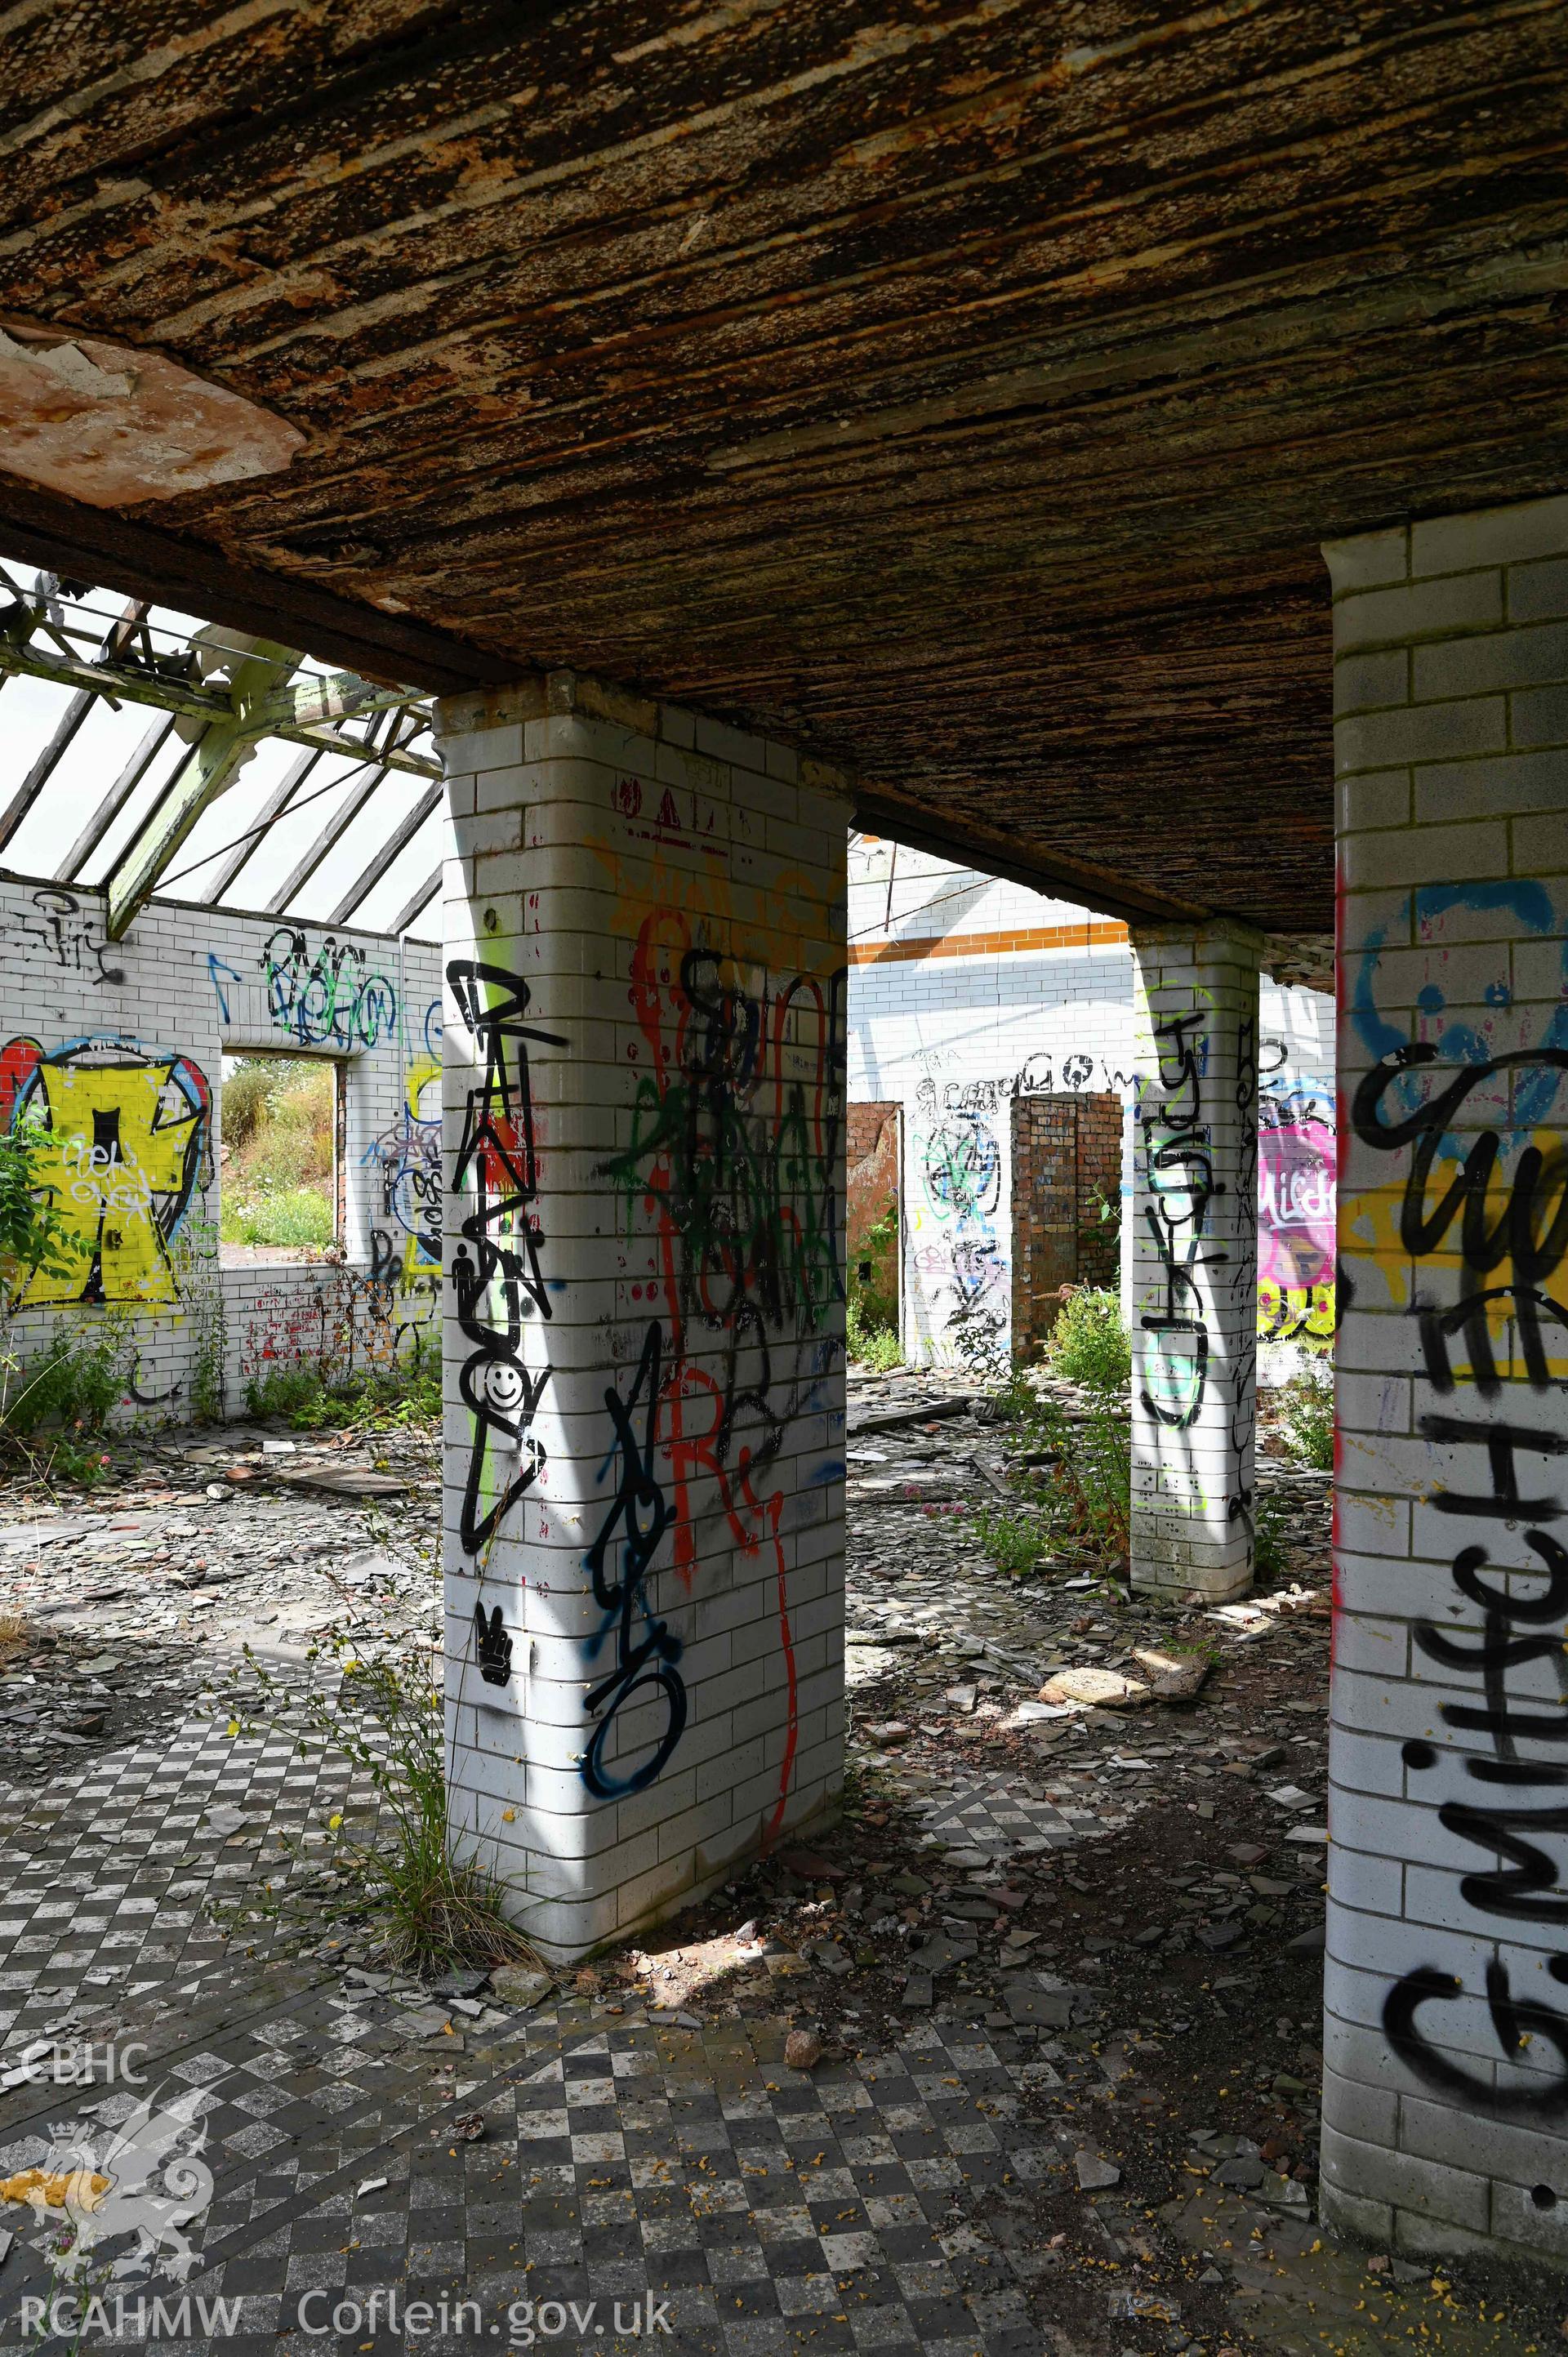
top-left (0, 319), bottom-right (305, 506)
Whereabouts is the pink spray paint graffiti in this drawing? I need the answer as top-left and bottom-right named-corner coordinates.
top-left (1258, 1088), bottom-right (1336, 1348)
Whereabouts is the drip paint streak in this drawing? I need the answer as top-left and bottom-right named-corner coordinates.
top-left (593, 915), bottom-right (845, 1829)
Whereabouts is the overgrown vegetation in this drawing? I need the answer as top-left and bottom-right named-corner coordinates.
top-left (847, 1201), bottom-right (902, 1369)
top-left (846, 1299), bottom-right (902, 1371)
top-left (967, 1375), bottom-right (1131, 1576)
top-left (1045, 1285), bottom-right (1131, 1392)
top-left (189, 1290), bottom-right (227, 1425)
top-left (245, 1336), bottom-right (441, 1433)
top-left (0, 1121), bottom-right (129, 1486)
top-left (1039, 1392), bottom-right (1131, 1562)
top-left (1277, 1365), bottom-right (1334, 1470)
top-left (234, 1620), bottom-right (538, 1976)
top-left (220, 1055), bottom-right (337, 1252)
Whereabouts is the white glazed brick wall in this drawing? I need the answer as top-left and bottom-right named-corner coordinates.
top-left (847, 857), bottom-right (1333, 1381)
top-left (0, 870), bottom-right (440, 1419)
top-left (1127, 924), bottom-right (1261, 1602)
top-left (434, 673), bottom-right (847, 1962)
top-left (1325, 490), bottom-right (1568, 2262)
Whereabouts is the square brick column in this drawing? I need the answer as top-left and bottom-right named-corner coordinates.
top-left (1325, 493), bottom-right (1568, 2261)
top-left (1128, 924), bottom-right (1262, 1600)
top-left (434, 673), bottom-right (848, 1963)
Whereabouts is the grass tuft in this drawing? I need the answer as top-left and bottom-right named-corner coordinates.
top-left (238, 1619), bottom-right (538, 1978)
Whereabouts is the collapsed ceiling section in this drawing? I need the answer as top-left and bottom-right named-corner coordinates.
top-left (0, 568), bottom-right (440, 941)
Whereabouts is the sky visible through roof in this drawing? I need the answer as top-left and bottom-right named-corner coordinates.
top-left (0, 573), bottom-right (440, 940)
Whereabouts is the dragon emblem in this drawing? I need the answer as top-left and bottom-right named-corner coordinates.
top-left (0, 2083), bottom-right (213, 2282)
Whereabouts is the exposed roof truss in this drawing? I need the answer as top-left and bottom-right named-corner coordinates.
top-left (0, 567), bottom-right (445, 942)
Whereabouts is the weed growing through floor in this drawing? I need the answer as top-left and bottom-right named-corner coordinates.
top-left (1277, 1365), bottom-right (1334, 1470)
top-left (1253, 1487), bottom-right (1292, 1580)
top-left (1044, 1285), bottom-right (1131, 1392)
top-left (974, 1380), bottom-right (1131, 1572)
top-left (1045, 1392), bottom-right (1131, 1561)
top-left (846, 1300), bottom-right (902, 1370)
top-left (244, 1333), bottom-right (441, 1433)
top-left (968, 1499), bottom-right (1054, 1577)
top-left (0, 1316), bottom-right (133, 1490)
top-left (234, 1620), bottom-right (537, 1976)
top-left (188, 1288), bottom-right (227, 1425)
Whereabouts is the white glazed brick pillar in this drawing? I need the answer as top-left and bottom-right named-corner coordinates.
top-left (1128, 922), bottom-right (1261, 1601)
top-left (434, 671), bottom-right (848, 1963)
top-left (1325, 492), bottom-right (1568, 2262)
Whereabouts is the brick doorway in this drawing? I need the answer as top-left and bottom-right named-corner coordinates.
top-left (1011, 1092), bottom-right (1121, 1361)
top-left (847, 1101), bottom-right (901, 1336)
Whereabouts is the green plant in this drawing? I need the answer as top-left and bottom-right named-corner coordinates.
top-left (189, 1289), bottom-right (226, 1424)
top-left (846, 1297), bottom-right (902, 1370)
top-left (220, 1187), bottom-right (336, 1250)
top-left (846, 1202), bottom-right (901, 1367)
top-left (0, 1112), bottom-right (72, 1303)
top-left (2, 1318), bottom-right (130, 1437)
top-left (220, 1057), bottom-right (337, 1254)
top-left (1079, 1182), bottom-right (1121, 1257)
top-left (1254, 1487), bottom-right (1290, 1579)
top-left (1047, 1392), bottom-right (1131, 1561)
top-left (0, 1316), bottom-right (134, 1489)
top-left (220, 1057), bottom-right (284, 1152)
top-left (991, 1370), bottom-right (1044, 1423)
top-left (1278, 1366), bottom-right (1334, 1470)
top-left (970, 1499), bottom-right (1052, 1577)
top-left (1045, 1286), bottom-right (1131, 1393)
top-left (246, 1363), bottom-right (331, 1424)
top-left (245, 1336), bottom-right (442, 1432)
top-left (237, 1623), bottom-right (538, 1976)
top-left (849, 1201), bottom-right (899, 1326)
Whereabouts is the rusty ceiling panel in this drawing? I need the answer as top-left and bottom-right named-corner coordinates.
top-left (0, 0), bottom-right (1565, 927)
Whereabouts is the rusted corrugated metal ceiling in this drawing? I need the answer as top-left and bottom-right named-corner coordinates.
top-left (0, 0), bottom-right (1565, 933)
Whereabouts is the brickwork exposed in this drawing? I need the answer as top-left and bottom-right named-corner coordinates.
top-left (434, 672), bottom-right (848, 1962)
top-left (1128, 925), bottom-right (1261, 1602)
top-left (0, 873), bottom-right (439, 1419)
top-left (1325, 492), bottom-right (1568, 2262)
top-left (847, 1100), bottom-right (899, 1330)
top-left (1009, 1092), bottom-right (1122, 1360)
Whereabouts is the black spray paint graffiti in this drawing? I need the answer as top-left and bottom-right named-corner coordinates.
top-left (1357, 1040), bottom-right (1568, 2113)
top-left (915, 1048), bottom-right (1132, 1121)
top-left (1, 889), bottom-right (124, 985)
top-left (474, 1605), bottom-right (514, 1687)
top-left (1226, 1014), bottom-right (1259, 1571)
top-left (581, 1320), bottom-right (687, 1798)
top-left (915, 1102), bottom-right (1008, 1375)
top-left (264, 926), bottom-right (397, 1049)
top-left (448, 961), bottom-right (565, 1569)
top-left (1138, 1012), bottom-right (1223, 1430)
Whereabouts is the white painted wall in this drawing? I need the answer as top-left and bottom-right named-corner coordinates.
top-left (0, 869), bottom-right (440, 1421)
top-left (847, 840), bottom-right (1334, 1379)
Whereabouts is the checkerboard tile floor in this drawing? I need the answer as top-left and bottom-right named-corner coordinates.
top-left (916, 1773), bottom-right (1104, 1858)
top-left (0, 1711), bottom-right (1085, 2355)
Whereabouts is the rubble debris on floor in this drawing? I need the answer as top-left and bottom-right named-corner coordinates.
top-left (0, 1388), bottom-right (1557, 2355)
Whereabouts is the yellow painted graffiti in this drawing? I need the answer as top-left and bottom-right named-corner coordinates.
top-left (7, 1039), bottom-right (210, 1308)
top-left (1258, 1278), bottom-right (1335, 1350)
